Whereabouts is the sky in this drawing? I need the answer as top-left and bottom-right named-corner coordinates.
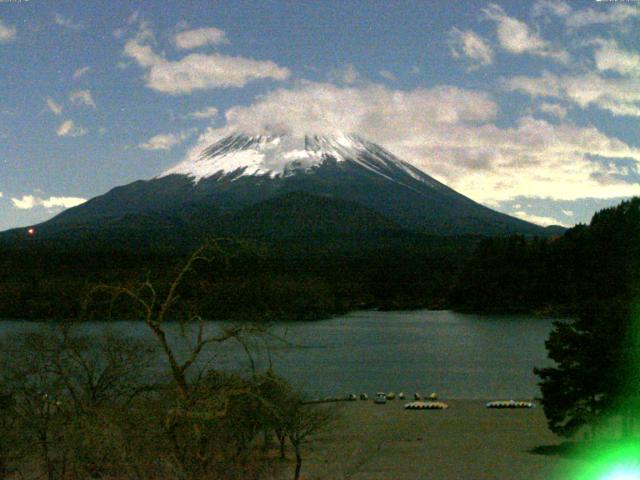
top-left (0, 0), bottom-right (639, 231)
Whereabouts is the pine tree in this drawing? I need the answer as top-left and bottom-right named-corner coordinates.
top-left (535, 198), bottom-right (640, 438)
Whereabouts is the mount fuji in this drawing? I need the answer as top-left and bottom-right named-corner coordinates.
top-left (5, 133), bottom-right (561, 248)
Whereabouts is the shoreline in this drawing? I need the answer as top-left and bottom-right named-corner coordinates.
top-left (0, 304), bottom-right (574, 323)
top-left (298, 399), bottom-right (580, 480)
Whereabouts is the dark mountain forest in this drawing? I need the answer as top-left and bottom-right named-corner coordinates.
top-left (0, 197), bottom-right (637, 322)
top-left (451, 197), bottom-right (640, 315)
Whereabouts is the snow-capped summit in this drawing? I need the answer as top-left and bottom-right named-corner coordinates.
top-left (34, 131), bottom-right (556, 238)
top-left (160, 133), bottom-right (443, 191)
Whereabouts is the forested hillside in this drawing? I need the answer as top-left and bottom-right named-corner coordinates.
top-left (450, 197), bottom-right (640, 315)
top-left (1, 198), bottom-right (637, 321)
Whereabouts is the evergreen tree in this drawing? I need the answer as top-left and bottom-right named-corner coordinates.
top-left (534, 302), bottom-right (630, 437)
top-left (535, 198), bottom-right (640, 438)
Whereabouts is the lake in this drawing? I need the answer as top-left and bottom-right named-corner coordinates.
top-left (0, 310), bottom-right (560, 399)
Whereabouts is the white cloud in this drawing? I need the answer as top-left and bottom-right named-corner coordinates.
top-left (11, 195), bottom-right (86, 210)
top-left (123, 23), bottom-right (290, 94)
top-left (532, 0), bottom-right (572, 18)
top-left (329, 64), bottom-right (360, 85)
top-left (482, 3), bottom-right (569, 63)
top-left (187, 106), bottom-right (219, 119)
top-left (69, 90), bottom-right (96, 108)
top-left (124, 40), bottom-right (160, 68)
top-left (139, 130), bottom-right (192, 150)
top-left (174, 27), bottom-right (227, 49)
top-left (567, 4), bottom-right (640, 28)
top-left (178, 81), bottom-right (640, 204)
top-left (505, 71), bottom-right (561, 97)
top-left (539, 102), bottom-right (567, 118)
top-left (72, 66), bottom-right (91, 80)
top-left (511, 210), bottom-right (567, 227)
top-left (12, 196), bottom-right (37, 209)
top-left (379, 70), bottom-right (396, 82)
top-left (483, 4), bottom-right (545, 53)
top-left (505, 72), bottom-right (640, 117)
top-left (448, 27), bottom-right (494, 69)
top-left (46, 98), bottom-right (63, 116)
top-left (144, 54), bottom-right (290, 94)
top-left (57, 119), bottom-right (87, 137)
top-left (54, 13), bottom-right (82, 30)
top-left (594, 39), bottom-right (640, 77)
top-left (0, 18), bottom-right (16, 43)
top-left (217, 82), bottom-right (498, 135)
top-left (123, 22), bottom-right (159, 67)
top-left (561, 209), bottom-right (574, 217)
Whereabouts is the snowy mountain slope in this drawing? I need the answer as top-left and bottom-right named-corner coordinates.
top-left (36, 132), bottom-right (556, 238)
top-left (161, 133), bottom-right (446, 192)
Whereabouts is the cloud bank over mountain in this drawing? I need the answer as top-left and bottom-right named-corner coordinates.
top-left (177, 80), bottom-right (640, 206)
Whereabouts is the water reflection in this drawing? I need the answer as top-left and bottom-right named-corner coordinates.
top-left (0, 310), bottom-right (561, 399)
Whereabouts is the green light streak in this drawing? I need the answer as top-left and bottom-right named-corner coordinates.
top-left (573, 440), bottom-right (640, 480)
top-left (571, 302), bottom-right (640, 479)
top-left (574, 441), bottom-right (640, 480)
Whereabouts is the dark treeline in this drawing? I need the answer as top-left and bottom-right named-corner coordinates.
top-left (451, 198), bottom-right (640, 315)
top-left (1, 198), bottom-right (638, 321)
top-left (532, 198), bottom-right (640, 440)
top-left (0, 234), bottom-right (476, 321)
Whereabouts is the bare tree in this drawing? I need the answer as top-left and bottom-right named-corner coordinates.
top-left (0, 389), bottom-right (18, 478)
top-left (85, 242), bottom-right (260, 400)
top-left (0, 331), bottom-right (70, 480)
top-left (0, 324), bottom-right (157, 479)
top-left (83, 241), bottom-right (272, 478)
top-left (282, 397), bottom-right (336, 480)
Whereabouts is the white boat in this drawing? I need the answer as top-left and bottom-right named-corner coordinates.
top-left (485, 400), bottom-right (535, 409)
top-left (404, 401), bottom-right (449, 410)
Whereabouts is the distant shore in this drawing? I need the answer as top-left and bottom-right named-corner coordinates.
top-left (296, 399), bottom-right (581, 480)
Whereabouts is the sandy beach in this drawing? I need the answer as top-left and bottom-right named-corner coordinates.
top-left (297, 399), bottom-right (582, 480)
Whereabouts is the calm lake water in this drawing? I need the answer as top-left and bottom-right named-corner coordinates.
top-left (0, 310), bottom-right (560, 399)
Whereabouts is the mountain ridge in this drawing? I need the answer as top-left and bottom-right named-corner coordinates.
top-left (2, 132), bottom-right (564, 243)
